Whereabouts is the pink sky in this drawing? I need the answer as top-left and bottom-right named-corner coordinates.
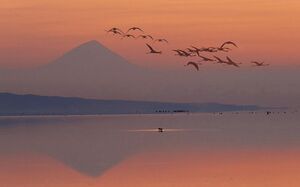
top-left (1, 0), bottom-right (300, 68)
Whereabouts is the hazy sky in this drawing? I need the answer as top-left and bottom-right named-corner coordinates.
top-left (1, 0), bottom-right (300, 68)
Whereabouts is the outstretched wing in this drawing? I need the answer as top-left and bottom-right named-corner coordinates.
top-left (146, 43), bottom-right (154, 51)
top-left (220, 41), bottom-right (238, 48)
top-left (251, 61), bottom-right (260, 65)
top-left (162, 39), bottom-right (169, 43)
top-left (147, 35), bottom-right (154, 40)
top-left (213, 55), bottom-right (223, 62)
top-left (187, 61), bottom-right (199, 71)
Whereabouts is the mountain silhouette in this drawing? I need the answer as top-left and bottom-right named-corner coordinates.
top-left (41, 40), bottom-right (141, 74)
top-left (0, 40), bottom-right (153, 98)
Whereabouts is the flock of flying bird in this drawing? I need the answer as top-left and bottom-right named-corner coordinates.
top-left (106, 27), bottom-right (270, 71)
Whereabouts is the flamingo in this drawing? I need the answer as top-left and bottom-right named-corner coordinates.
top-left (122, 34), bottom-right (136, 39)
top-left (155, 38), bottom-right (169, 43)
top-left (138, 35), bottom-right (153, 40)
top-left (198, 55), bottom-right (215, 62)
top-left (185, 61), bottom-right (200, 71)
top-left (226, 56), bottom-right (240, 67)
top-left (220, 41), bottom-right (238, 49)
top-left (127, 27), bottom-right (144, 33)
top-left (173, 49), bottom-right (194, 57)
top-left (106, 29), bottom-right (123, 36)
top-left (186, 48), bottom-right (201, 56)
top-left (146, 44), bottom-right (162, 54)
top-left (106, 27), bottom-right (124, 34)
top-left (251, 61), bottom-right (269, 67)
top-left (213, 56), bottom-right (227, 64)
top-left (203, 47), bottom-right (218, 53)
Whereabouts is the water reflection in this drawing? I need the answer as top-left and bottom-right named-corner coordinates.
top-left (0, 113), bottom-right (299, 180)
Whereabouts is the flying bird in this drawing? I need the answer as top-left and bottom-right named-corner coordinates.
top-left (226, 56), bottom-right (240, 67)
top-left (173, 49), bottom-right (194, 57)
top-left (251, 61), bottom-right (269, 67)
top-left (138, 35), bottom-right (153, 40)
top-left (106, 29), bottom-right (123, 36)
top-left (185, 61), bottom-right (200, 71)
top-left (217, 47), bottom-right (231, 52)
top-left (127, 27), bottom-right (144, 33)
top-left (155, 39), bottom-right (169, 43)
top-left (106, 27), bottom-right (124, 34)
top-left (186, 48), bottom-right (201, 56)
top-left (213, 56), bottom-right (227, 64)
top-left (146, 43), bottom-right (162, 54)
top-left (203, 47), bottom-right (218, 53)
top-left (122, 34), bottom-right (136, 39)
top-left (220, 41), bottom-right (238, 49)
top-left (198, 55), bottom-right (215, 62)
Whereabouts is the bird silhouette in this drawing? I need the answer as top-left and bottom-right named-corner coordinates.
top-left (127, 27), bottom-right (144, 33)
top-left (122, 34), bottom-right (136, 39)
top-left (106, 29), bottom-right (123, 36)
top-left (213, 56), bottom-right (227, 64)
top-left (226, 56), bottom-right (240, 67)
top-left (203, 47), bottom-right (218, 53)
top-left (173, 49), bottom-right (194, 57)
top-left (190, 46), bottom-right (205, 52)
top-left (220, 41), bottom-right (238, 49)
top-left (155, 39), bottom-right (169, 43)
top-left (185, 61), bottom-right (200, 71)
top-left (251, 61), bottom-right (269, 67)
top-left (198, 55), bottom-right (215, 62)
top-left (217, 47), bottom-right (231, 52)
top-left (186, 48), bottom-right (201, 56)
top-left (146, 44), bottom-right (162, 54)
top-left (137, 35), bottom-right (153, 40)
top-left (106, 27), bottom-right (124, 34)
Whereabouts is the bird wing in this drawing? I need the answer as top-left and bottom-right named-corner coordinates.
top-left (187, 62), bottom-right (199, 71)
top-left (199, 55), bottom-right (210, 61)
top-left (147, 35), bottom-right (154, 40)
top-left (146, 44), bottom-right (154, 51)
top-left (221, 41), bottom-right (238, 48)
top-left (213, 56), bottom-right (223, 62)
top-left (136, 27), bottom-right (144, 32)
top-left (251, 61), bottom-right (260, 65)
top-left (226, 56), bottom-right (233, 62)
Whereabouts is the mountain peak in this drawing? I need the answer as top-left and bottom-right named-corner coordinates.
top-left (47, 40), bottom-right (127, 67)
top-left (70, 40), bottom-right (108, 53)
top-left (41, 40), bottom-right (139, 74)
top-left (77, 40), bottom-right (103, 49)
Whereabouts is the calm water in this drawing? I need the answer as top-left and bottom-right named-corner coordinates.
top-left (0, 112), bottom-right (299, 187)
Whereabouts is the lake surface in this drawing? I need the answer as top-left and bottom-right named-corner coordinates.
top-left (0, 112), bottom-right (299, 187)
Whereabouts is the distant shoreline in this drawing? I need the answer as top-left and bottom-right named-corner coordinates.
top-left (0, 92), bottom-right (267, 117)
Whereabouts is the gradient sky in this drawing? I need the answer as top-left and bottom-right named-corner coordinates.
top-left (1, 0), bottom-right (300, 68)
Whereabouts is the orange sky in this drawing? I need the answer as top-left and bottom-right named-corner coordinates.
top-left (1, 150), bottom-right (300, 187)
top-left (1, 0), bottom-right (300, 68)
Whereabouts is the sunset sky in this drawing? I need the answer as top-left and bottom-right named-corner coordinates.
top-left (1, 0), bottom-right (300, 68)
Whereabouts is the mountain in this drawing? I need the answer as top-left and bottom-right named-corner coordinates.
top-left (0, 93), bottom-right (260, 116)
top-left (38, 40), bottom-right (144, 76)
top-left (0, 40), bottom-right (155, 99)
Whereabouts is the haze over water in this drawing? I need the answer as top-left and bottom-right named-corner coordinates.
top-left (0, 112), bottom-right (299, 187)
